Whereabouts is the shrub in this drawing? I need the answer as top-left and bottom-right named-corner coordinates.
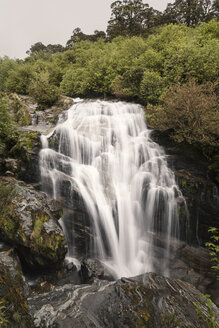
top-left (206, 227), bottom-right (219, 279)
top-left (60, 67), bottom-right (88, 97)
top-left (28, 72), bottom-right (60, 108)
top-left (0, 57), bottom-right (18, 92)
top-left (5, 64), bottom-right (34, 95)
top-left (146, 80), bottom-right (219, 148)
top-left (140, 70), bottom-right (166, 104)
top-left (112, 68), bottom-right (144, 99)
top-left (0, 96), bottom-right (16, 155)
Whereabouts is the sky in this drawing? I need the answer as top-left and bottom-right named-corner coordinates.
top-left (0, 0), bottom-right (172, 59)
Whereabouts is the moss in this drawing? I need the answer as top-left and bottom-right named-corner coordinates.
top-left (33, 211), bottom-right (49, 241)
top-left (181, 178), bottom-right (187, 187)
top-left (0, 265), bottom-right (33, 327)
top-left (7, 94), bottom-right (31, 126)
top-left (0, 182), bottom-right (18, 240)
top-left (10, 131), bottom-right (38, 162)
top-left (122, 283), bottom-right (154, 327)
top-left (161, 312), bottom-right (181, 328)
top-left (31, 211), bottom-right (66, 263)
top-left (137, 312), bottom-right (150, 327)
top-left (0, 300), bottom-right (10, 327)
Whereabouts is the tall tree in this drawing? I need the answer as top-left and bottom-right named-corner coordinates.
top-left (26, 42), bottom-right (46, 55)
top-left (106, 0), bottom-right (162, 39)
top-left (211, 0), bottom-right (219, 17)
top-left (27, 42), bottom-right (64, 55)
top-left (66, 28), bottom-right (106, 48)
top-left (162, 0), bottom-right (217, 26)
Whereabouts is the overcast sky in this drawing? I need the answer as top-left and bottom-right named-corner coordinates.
top-left (0, 0), bottom-right (172, 59)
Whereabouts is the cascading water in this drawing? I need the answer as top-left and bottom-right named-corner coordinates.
top-left (40, 100), bottom-right (184, 279)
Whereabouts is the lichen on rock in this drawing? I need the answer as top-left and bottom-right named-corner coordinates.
top-left (0, 178), bottom-right (67, 270)
top-left (0, 250), bottom-right (33, 328)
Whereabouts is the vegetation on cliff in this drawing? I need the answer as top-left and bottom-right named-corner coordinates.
top-left (0, 0), bottom-right (218, 178)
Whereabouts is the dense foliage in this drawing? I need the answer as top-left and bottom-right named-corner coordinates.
top-left (0, 95), bottom-right (16, 156)
top-left (0, 0), bottom-right (218, 180)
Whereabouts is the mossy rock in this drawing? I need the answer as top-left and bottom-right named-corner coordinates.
top-left (8, 130), bottom-right (41, 183)
top-left (10, 131), bottom-right (39, 161)
top-left (0, 178), bottom-right (67, 270)
top-left (0, 250), bottom-right (33, 328)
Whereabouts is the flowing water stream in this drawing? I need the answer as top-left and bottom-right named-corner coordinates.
top-left (40, 100), bottom-right (184, 278)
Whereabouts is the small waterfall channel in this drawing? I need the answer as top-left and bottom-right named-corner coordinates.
top-left (40, 100), bottom-right (185, 279)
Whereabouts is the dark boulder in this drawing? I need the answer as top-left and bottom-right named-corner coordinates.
top-left (28, 272), bottom-right (219, 328)
top-left (81, 258), bottom-right (113, 283)
top-left (0, 178), bottom-right (67, 270)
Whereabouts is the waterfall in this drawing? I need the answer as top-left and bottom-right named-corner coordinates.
top-left (40, 100), bottom-right (184, 279)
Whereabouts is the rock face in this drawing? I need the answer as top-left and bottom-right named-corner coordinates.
top-left (1, 94), bottom-right (74, 184)
top-left (80, 258), bottom-right (113, 283)
top-left (28, 272), bottom-right (219, 328)
top-left (0, 250), bottom-right (33, 328)
top-left (0, 178), bottom-right (67, 270)
top-left (9, 130), bottom-right (41, 184)
top-left (151, 130), bottom-right (219, 244)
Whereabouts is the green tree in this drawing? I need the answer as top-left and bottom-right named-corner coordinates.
top-left (111, 68), bottom-right (144, 98)
top-left (0, 57), bottom-right (18, 92)
top-left (26, 42), bottom-right (47, 55)
top-left (212, 0), bottom-right (219, 17)
top-left (140, 70), bottom-right (166, 104)
top-left (27, 42), bottom-right (65, 55)
top-left (28, 72), bottom-right (60, 108)
top-left (106, 0), bottom-right (161, 39)
top-left (5, 64), bottom-right (34, 95)
top-left (162, 0), bottom-right (216, 26)
top-left (0, 96), bottom-right (16, 156)
top-left (66, 28), bottom-right (106, 48)
top-left (61, 67), bottom-right (88, 96)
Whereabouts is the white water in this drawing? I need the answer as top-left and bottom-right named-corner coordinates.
top-left (40, 100), bottom-right (183, 278)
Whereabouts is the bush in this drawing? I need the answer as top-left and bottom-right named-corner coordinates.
top-left (0, 96), bottom-right (16, 155)
top-left (28, 72), bottom-right (60, 108)
top-left (8, 95), bottom-right (31, 126)
top-left (5, 64), bottom-right (34, 95)
top-left (112, 68), bottom-right (144, 99)
top-left (140, 70), bottom-right (166, 104)
top-left (146, 80), bottom-right (219, 149)
top-left (60, 67), bottom-right (88, 96)
top-left (0, 57), bottom-right (18, 92)
top-left (206, 227), bottom-right (219, 279)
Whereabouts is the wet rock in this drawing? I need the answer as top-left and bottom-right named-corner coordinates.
top-left (0, 250), bottom-right (33, 327)
top-left (1, 95), bottom-right (74, 184)
top-left (28, 272), bottom-right (219, 328)
top-left (168, 244), bottom-right (218, 303)
top-left (5, 158), bottom-right (18, 172)
top-left (60, 209), bottom-right (94, 260)
top-left (0, 178), bottom-right (67, 270)
top-left (81, 258), bottom-right (112, 283)
top-left (9, 130), bottom-right (41, 184)
top-left (17, 95), bottom-right (73, 135)
top-left (150, 130), bottom-right (219, 244)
